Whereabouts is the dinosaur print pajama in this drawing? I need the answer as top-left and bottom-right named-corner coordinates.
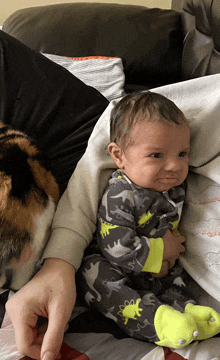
top-left (77, 170), bottom-right (195, 341)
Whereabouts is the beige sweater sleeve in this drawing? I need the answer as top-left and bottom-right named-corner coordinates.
top-left (42, 100), bottom-right (117, 270)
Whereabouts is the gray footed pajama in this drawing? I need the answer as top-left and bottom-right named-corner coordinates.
top-left (77, 170), bottom-right (195, 341)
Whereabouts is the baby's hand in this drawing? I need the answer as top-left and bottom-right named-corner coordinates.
top-left (163, 229), bottom-right (185, 264)
top-left (151, 229), bottom-right (185, 279)
top-left (151, 260), bottom-right (170, 278)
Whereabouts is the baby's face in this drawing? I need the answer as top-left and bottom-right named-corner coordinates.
top-left (119, 119), bottom-right (190, 192)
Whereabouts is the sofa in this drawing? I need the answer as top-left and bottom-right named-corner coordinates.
top-left (1, 0), bottom-right (220, 359)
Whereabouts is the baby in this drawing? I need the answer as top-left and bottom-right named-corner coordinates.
top-left (77, 91), bottom-right (220, 348)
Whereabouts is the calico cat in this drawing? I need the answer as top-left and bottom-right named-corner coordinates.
top-left (0, 123), bottom-right (60, 290)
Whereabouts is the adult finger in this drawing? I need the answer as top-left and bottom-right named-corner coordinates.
top-left (6, 297), bottom-right (42, 359)
top-left (16, 324), bottom-right (41, 359)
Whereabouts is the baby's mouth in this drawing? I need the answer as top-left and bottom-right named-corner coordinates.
top-left (159, 178), bottom-right (177, 184)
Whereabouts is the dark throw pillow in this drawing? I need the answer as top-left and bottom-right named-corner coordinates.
top-left (0, 30), bottom-right (109, 195)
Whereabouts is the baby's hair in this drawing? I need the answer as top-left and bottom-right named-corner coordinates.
top-left (110, 91), bottom-right (188, 150)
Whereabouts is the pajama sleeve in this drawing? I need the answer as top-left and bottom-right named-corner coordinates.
top-left (97, 178), bottom-right (164, 274)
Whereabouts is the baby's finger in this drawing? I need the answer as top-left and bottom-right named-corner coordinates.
top-left (180, 243), bottom-right (186, 252)
top-left (172, 228), bottom-right (180, 237)
top-left (179, 235), bottom-right (186, 243)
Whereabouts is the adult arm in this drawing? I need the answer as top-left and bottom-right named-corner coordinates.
top-left (42, 101), bottom-right (117, 270)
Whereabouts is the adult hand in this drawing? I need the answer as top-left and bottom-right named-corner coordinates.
top-left (6, 258), bottom-right (76, 360)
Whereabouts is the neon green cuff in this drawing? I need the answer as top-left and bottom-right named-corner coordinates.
top-left (141, 237), bottom-right (164, 273)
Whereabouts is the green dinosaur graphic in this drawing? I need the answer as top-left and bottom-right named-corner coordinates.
top-left (138, 210), bottom-right (154, 226)
top-left (118, 298), bottom-right (143, 324)
top-left (99, 218), bottom-right (118, 238)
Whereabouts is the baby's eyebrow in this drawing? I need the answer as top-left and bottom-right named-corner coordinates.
top-left (144, 146), bottom-right (164, 151)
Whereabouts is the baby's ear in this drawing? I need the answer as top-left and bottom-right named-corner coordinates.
top-left (108, 142), bottom-right (124, 168)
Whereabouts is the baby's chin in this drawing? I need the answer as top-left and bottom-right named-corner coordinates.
top-left (154, 177), bottom-right (186, 192)
top-left (155, 183), bottom-right (179, 193)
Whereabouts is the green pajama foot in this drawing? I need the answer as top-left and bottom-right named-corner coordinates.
top-left (185, 303), bottom-right (220, 340)
top-left (154, 305), bottom-right (199, 349)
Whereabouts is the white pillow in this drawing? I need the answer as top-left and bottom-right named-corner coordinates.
top-left (42, 54), bottom-right (126, 102)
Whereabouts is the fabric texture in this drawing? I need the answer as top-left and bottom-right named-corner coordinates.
top-left (2, 3), bottom-right (183, 88)
top-left (43, 54), bottom-right (126, 101)
top-left (1, 290), bottom-right (220, 360)
top-left (78, 254), bottom-right (194, 343)
top-left (96, 169), bottom-right (185, 274)
top-left (0, 30), bottom-right (109, 196)
top-left (182, 0), bottom-right (220, 80)
top-left (76, 169), bottom-right (195, 344)
top-left (172, 0), bottom-right (183, 12)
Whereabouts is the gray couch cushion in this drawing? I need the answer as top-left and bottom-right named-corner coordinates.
top-left (182, 0), bottom-right (220, 79)
top-left (3, 3), bottom-right (183, 88)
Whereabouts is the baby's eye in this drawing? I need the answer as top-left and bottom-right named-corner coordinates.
top-left (151, 153), bottom-right (163, 158)
top-left (178, 151), bottom-right (188, 158)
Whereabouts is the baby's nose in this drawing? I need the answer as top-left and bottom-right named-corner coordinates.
top-left (164, 158), bottom-right (181, 171)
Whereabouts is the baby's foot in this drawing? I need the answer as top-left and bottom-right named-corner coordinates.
top-left (185, 303), bottom-right (220, 340)
top-left (154, 304), bottom-right (199, 348)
